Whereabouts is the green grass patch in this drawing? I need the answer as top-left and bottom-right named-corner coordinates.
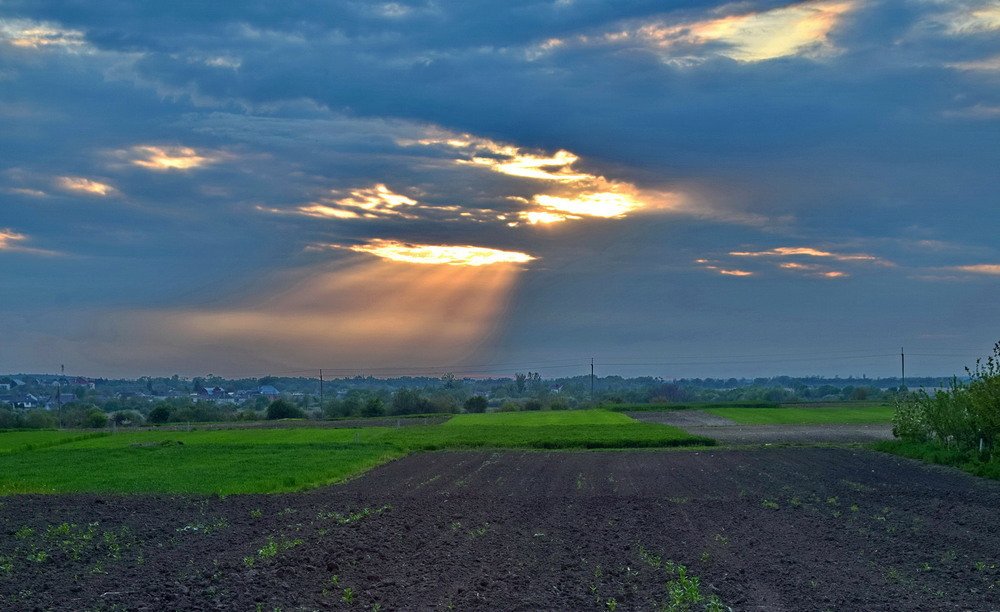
top-left (62, 428), bottom-right (362, 449)
top-left (706, 405), bottom-right (894, 425)
top-left (443, 409), bottom-right (635, 426)
top-left (606, 402), bottom-right (779, 412)
top-left (0, 411), bottom-right (714, 495)
top-left (376, 422), bottom-right (712, 451)
top-left (0, 438), bottom-right (402, 495)
top-left (0, 430), bottom-right (111, 453)
top-left (410, 410), bottom-right (712, 449)
top-left (873, 440), bottom-right (1000, 480)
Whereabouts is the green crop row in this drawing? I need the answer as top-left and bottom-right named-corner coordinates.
top-left (706, 405), bottom-right (894, 425)
top-left (607, 402), bottom-right (780, 412)
top-left (0, 410), bottom-right (712, 495)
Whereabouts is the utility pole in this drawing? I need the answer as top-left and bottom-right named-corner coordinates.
top-left (57, 364), bottom-right (64, 428)
top-left (319, 369), bottom-right (324, 407)
top-left (590, 358), bottom-right (595, 406)
top-left (900, 347), bottom-right (905, 390)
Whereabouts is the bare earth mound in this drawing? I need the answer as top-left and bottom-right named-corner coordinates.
top-left (2, 448), bottom-right (998, 611)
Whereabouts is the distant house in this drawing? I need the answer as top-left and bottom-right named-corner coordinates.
top-left (14, 394), bottom-right (40, 410)
top-left (44, 393), bottom-right (78, 410)
top-left (258, 385), bottom-right (280, 399)
top-left (195, 386), bottom-right (235, 403)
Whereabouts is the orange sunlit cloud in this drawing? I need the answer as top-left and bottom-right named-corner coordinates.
top-left (686, 0), bottom-right (856, 62)
top-left (536, 0), bottom-right (856, 63)
top-left (701, 244), bottom-right (889, 279)
top-left (403, 132), bottom-right (685, 225)
top-left (124, 145), bottom-right (220, 170)
top-left (954, 264), bottom-right (1000, 275)
top-left (465, 149), bottom-right (591, 182)
top-left (948, 55), bottom-right (1000, 71)
top-left (0, 229), bottom-right (28, 250)
top-left (335, 183), bottom-right (419, 211)
top-left (0, 20), bottom-right (86, 49)
top-left (938, 4), bottom-right (1000, 35)
top-left (522, 210), bottom-right (571, 225)
top-left (533, 193), bottom-right (643, 219)
top-left (0, 228), bottom-right (59, 256)
top-left (730, 246), bottom-right (880, 262)
top-left (288, 184), bottom-right (503, 223)
top-left (296, 205), bottom-right (362, 219)
top-left (695, 260), bottom-right (754, 276)
top-left (57, 176), bottom-right (116, 196)
top-left (297, 184), bottom-right (419, 220)
top-left (339, 239), bottom-right (536, 267)
top-left (779, 262), bottom-right (849, 277)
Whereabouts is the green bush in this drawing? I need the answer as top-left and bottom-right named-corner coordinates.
top-left (148, 405), bottom-right (171, 424)
top-left (361, 397), bottom-right (385, 418)
top-left (498, 401), bottom-right (522, 412)
top-left (891, 342), bottom-right (1000, 458)
top-left (463, 395), bottom-right (488, 413)
top-left (266, 399), bottom-right (305, 420)
top-left (83, 409), bottom-right (108, 429)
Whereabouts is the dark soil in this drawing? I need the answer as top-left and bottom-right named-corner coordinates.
top-left (2, 448), bottom-right (999, 611)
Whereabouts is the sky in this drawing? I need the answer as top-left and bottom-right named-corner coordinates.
top-left (1, 0), bottom-right (999, 381)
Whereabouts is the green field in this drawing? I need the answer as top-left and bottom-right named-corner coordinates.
top-left (706, 404), bottom-right (894, 425)
top-left (0, 410), bottom-right (712, 495)
top-left (443, 410), bottom-right (636, 426)
top-left (0, 430), bottom-right (110, 453)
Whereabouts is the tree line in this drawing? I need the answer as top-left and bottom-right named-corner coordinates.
top-left (0, 369), bottom-right (945, 429)
top-left (893, 342), bottom-right (1000, 457)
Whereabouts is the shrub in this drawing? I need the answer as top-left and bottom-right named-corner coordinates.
top-left (892, 342), bottom-right (1000, 457)
top-left (391, 388), bottom-right (430, 415)
top-left (463, 395), bottom-right (488, 413)
top-left (23, 410), bottom-right (56, 429)
top-left (891, 393), bottom-right (929, 442)
top-left (361, 397), bottom-right (385, 418)
top-left (266, 399), bottom-right (306, 420)
top-left (148, 404), bottom-right (171, 424)
top-left (83, 408), bottom-right (108, 429)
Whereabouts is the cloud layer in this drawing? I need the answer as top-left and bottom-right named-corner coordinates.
top-left (1, 0), bottom-right (999, 378)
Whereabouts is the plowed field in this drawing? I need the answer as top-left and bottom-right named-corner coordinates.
top-left (2, 448), bottom-right (998, 611)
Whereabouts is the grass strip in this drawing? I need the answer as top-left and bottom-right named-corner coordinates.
top-left (873, 440), bottom-right (1000, 480)
top-left (376, 423), bottom-right (713, 451)
top-left (706, 405), bottom-right (894, 425)
top-left (607, 402), bottom-right (779, 412)
top-left (443, 409), bottom-right (636, 427)
top-left (0, 442), bottom-right (403, 495)
top-left (0, 430), bottom-right (111, 453)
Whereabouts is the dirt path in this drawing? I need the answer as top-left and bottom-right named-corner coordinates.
top-left (628, 410), bottom-right (896, 445)
top-left (2, 448), bottom-right (998, 611)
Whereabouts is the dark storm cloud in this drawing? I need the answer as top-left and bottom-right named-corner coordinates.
top-left (1, 0), bottom-right (999, 377)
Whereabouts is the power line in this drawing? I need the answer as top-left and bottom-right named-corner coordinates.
top-left (124, 345), bottom-right (990, 381)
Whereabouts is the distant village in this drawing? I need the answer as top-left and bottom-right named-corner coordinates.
top-left (0, 371), bottom-right (948, 419)
top-left (0, 375), bottom-right (285, 412)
